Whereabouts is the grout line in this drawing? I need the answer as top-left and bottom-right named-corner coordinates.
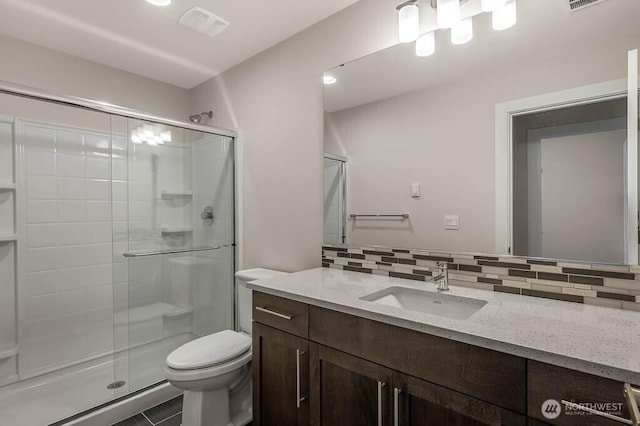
top-left (155, 411), bottom-right (182, 425)
top-left (140, 411), bottom-right (155, 425)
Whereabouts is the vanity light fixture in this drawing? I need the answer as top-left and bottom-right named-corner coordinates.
top-left (415, 32), bottom-right (436, 56)
top-left (396, 0), bottom-right (516, 57)
top-left (131, 124), bottom-right (172, 146)
top-left (397, 1), bottom-right (420, 43)
top-left (492, 0), bottom-right (517, 30)
top-left (451, 17), bottom-right (473, 44)
top-left (436, 0), bottom-right (461, 29)
top-left (480, 0), bottom-right (506, 12)
top-left (145, 0), bottom-right (171, 6)
top-left (323, 74), bottom-right (337, 85)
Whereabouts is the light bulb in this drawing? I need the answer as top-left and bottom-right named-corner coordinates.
top-left (398, 3), bottom-right (420, 43)
top-left (145, 0), bottom-right (171, 6)
top-left (481, 0), bottom-right (506, 12)
top-left (323, 75), bottom-right (337, 85)
top-left (160, 131), bottom-right (172, 142)
top-left (437, 0), bottom-right (460, 29)
top-left (415, 32), bottom-right (435, 57)
top-left (143, 124), bottom-right (154, 139)
top-left (131, 133), bottom-right (142, 144)
top-left (451, 17), bottom-right (473, 45)
top-left (492, 0), bottom-right (516, 31)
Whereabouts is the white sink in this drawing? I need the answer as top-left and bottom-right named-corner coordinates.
top-left (359, 286), bottom-right (487, 320)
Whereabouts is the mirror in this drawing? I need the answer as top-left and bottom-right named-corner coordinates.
top-left (323, 0), bottom-right (640, 264)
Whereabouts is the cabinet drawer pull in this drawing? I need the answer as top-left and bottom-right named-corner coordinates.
top-left (255, 306), bottom-right (294, 320)
top-left (296, 350), bottom-right (306, 408)
top-left (377, 381), bottom-right (386, 426)
top-left (625, 383), bottom-right (640, 426)
top-left (393, 387), bottom-right (401, 426)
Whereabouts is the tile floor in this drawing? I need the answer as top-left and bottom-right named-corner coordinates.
top-left (111, 395), bottom-right (183, 426)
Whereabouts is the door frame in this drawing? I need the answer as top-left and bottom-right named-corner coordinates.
top-left (495, 77), bottom-right (639, 263)
top-left (323, 153), bottom-right (348, 244)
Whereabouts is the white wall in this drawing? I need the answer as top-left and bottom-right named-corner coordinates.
top-left (189, 0), bottom-right (398, 272)
top-left (0, 34), bottom-right (189, 120)
top-left (324, 43), bottom-right (632, 253)
top-left (540, 130), bottom-right (626, 264)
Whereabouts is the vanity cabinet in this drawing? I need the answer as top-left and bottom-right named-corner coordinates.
top-left (253, 322), bottom-right (309, 426)
top-left (252, 291), bottom-right (631, 426)
top-left (310, 343), bottom-right (393, 426)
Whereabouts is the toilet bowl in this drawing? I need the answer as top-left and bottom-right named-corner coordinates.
top-left (165, 268), bottom-right (286, 426)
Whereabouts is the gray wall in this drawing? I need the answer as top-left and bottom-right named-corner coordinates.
top-left (189, 0), bottom-right (398, 271)
top-left (0, 34), bottom-right (189, 120)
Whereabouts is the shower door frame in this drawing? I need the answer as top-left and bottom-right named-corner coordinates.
top-left (0, 79), bottom-right (242, 422)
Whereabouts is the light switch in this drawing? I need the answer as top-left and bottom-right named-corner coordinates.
top-left (444, 214), bottom-right (459, 230)
top-left (411, 182), bottom-right (420, 198)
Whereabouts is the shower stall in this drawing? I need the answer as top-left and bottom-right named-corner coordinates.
top-left (0, 85), bottom-right (236, 425)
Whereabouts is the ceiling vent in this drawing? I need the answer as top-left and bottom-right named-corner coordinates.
top-left (566, 0), bottom-right (608, 12)
top-left (179, 7), bottom-right (229, 38)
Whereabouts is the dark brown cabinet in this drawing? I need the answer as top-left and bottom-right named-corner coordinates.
top-left (310, 344), bottom-right (392, 426)
top-left (252, 291), bottom-right (633, 426)
top-left (392, 371), bottom-right (526, 426)
top-left (253, 322), bottom-right (309, 426)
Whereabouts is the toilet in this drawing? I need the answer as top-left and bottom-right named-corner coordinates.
top-left (165, 268), bottom-right (287, 426)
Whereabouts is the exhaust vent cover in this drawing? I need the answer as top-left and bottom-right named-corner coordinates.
top-left (179, 7), bottom-right (229, 38)
top-left (566, 0), bottom-right (608, 12)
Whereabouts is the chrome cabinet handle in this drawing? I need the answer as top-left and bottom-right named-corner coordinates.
top-left (378, 381), bottom-right (386, 426)
top-left (296, 350), bottom-right (306, 408)
top-left (255, 306), bottom-right (293, 320)
top-left (625, 383), bottom-right (640, 426)
top-left (393, 388), bottom-right (402, 426)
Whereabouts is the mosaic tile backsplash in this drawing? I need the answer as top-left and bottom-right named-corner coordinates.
top-left (322, 245), bottom-right (640, 311)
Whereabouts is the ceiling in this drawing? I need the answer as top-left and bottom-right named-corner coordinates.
top-left (325, 0), bottom-right (640, 112)
top-left (0, 0), bottom-right (358, 89)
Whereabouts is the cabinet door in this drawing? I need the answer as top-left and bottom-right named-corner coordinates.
top-left (392, 371), bottom-right (526, 426)
top-left (253, 322), bottom-right (309, 426)
top-left (310, 343), bottom-right (393, 426)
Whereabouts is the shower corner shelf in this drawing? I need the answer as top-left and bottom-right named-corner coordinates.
top-left (161, 190), bottom-right (193, 199)
top-left (163, 304), bottom-right (194, 318)
top-left (0, 183), bottom-right (16, 190)
top-left (0, 345), bottom-right (18, 360)
top-left (0, 234), bottom-right (17, 242)
top-left (161, 227), bottom-right (193, 234)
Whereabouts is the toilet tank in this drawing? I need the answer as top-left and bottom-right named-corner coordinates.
top-left (235, 268), bottom-right (287, 334)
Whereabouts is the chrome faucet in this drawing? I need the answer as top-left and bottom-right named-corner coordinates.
top-left (430, 261), bottom-right (449, 291)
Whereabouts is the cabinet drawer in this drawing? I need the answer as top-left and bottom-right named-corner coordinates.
top-left (309, 306), bottom-right (526, 414)
top-left (528, 360), bottom-right (632, 425)
top-left (253, 292), bottom-right (309, 338)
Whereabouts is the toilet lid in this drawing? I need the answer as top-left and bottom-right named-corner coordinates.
top-left (166, 330), bottom-right (251, 370)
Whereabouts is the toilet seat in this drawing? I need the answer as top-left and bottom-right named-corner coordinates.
top-left (167, 329), bottom-right (251, 370)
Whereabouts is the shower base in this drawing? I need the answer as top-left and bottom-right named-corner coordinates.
top-left (0, 333), bottom-right (191, 426)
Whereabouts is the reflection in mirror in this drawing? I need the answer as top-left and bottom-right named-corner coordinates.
top-left (323, 0), bottom-right (640, 264)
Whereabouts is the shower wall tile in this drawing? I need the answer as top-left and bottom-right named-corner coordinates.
top-left (86, 201), bottom-right (112, 221)
top-left (26, 150), bottom-right (56, 175)
top-left (57, 177), bottom-right (87, 199)
top-left (57, 200), bottom-right (86, 222)
top-left (86, 157), bottom-right (110, 179)
top-left (27, 175), bottom-right (57, 199)
top-left (57, 154), bottom-right (85, 177)
top-left (27, 224), bottom-right (59, 247)
top-left (87, 179), bottom-right (111, 200)
top-left (27, 247), bottom-right (59, 272)
top-left (27, 200), bottom-right (58, 223)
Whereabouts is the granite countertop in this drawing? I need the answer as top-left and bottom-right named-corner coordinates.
top-left (248, 267), bottom-right (640, 384)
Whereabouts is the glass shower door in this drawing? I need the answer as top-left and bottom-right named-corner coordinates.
top-left (118, 118), bottom-right (235, 393)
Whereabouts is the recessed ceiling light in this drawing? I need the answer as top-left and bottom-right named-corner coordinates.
top-left (145, 0), bottom-right (171, 6)
top-left (323, 75), bottom-right (337, 85)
